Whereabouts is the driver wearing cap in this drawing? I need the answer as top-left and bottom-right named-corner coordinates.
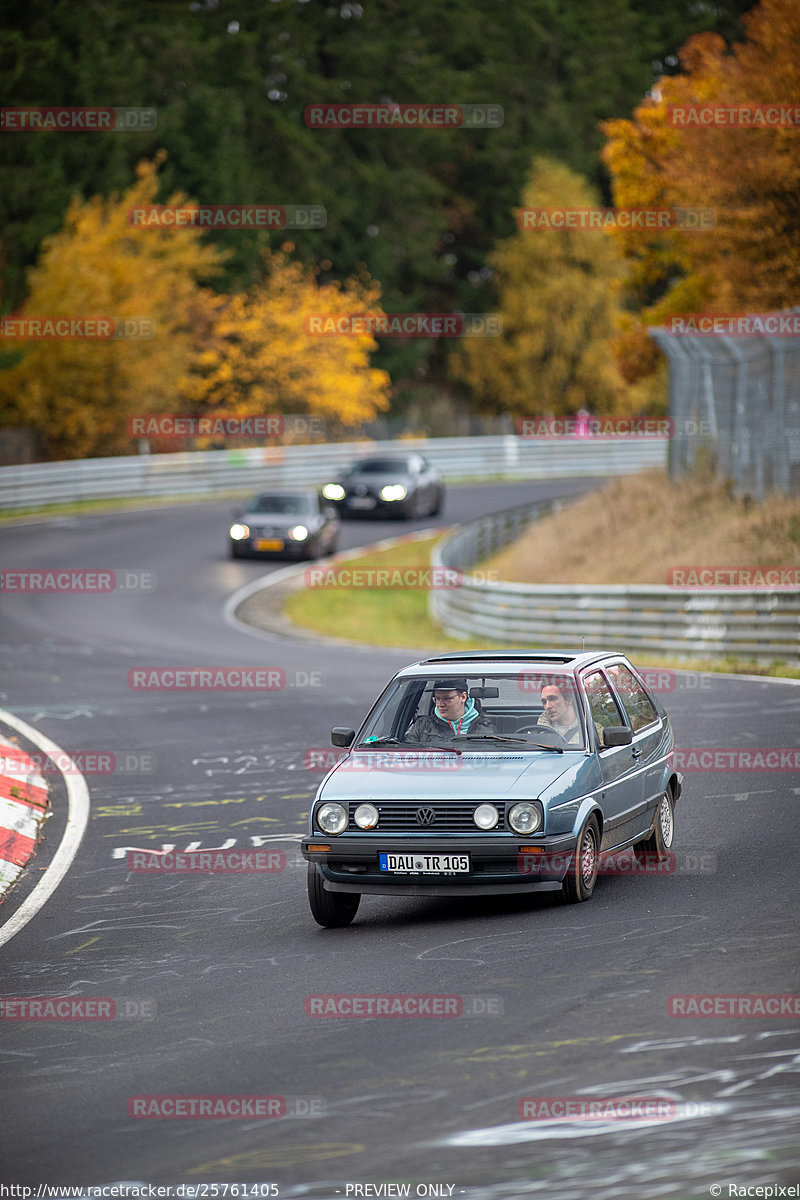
top-left (404, 677), bottom-right (496, 744)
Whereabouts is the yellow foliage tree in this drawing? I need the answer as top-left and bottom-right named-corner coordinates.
top-left (452, 158), bottom-right (630, 419)
top-left (182, 248), bottom-right (391, 435)
top-left (0, 156), bottom-right (227, 459)
top-left (602, 0), bottom-right (800, 346)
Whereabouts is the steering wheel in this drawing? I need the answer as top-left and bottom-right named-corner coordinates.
top-left (511, 723), bottom-right (562, 742)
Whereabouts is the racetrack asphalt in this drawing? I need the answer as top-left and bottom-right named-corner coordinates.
top-left (0, 476), bottom-right (798, 1199)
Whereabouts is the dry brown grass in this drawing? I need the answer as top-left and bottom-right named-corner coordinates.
top-left (482, 468), bottom-right (800, 585)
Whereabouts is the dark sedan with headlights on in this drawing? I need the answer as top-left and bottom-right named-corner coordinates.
top-left (301, 650), bottom-right (683, 926)
top-left (229, 489), bottom-right (340, 560)
top-left (321, 453), bottom-right (445, 520)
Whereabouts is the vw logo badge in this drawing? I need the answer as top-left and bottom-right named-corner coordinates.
top-left (416, 807), bottom-right (435, 826)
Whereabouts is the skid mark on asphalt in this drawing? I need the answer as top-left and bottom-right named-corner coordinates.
top-left (187, 1144), bottom-right (365, 1172)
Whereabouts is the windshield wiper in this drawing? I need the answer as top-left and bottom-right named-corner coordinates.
top-left (456, 734), bottom-right (564, 753)
top-left (355, 738), bottom-right (462, 756)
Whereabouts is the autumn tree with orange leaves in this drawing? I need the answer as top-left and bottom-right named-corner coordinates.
top-left (601, 0), bottom-right (800, 379)
top-left (0, 157), bottom-right (227, 460)
top-left (181, 249), bottom-right (390, 437)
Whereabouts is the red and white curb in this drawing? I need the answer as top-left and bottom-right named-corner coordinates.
top-left (0, 733), bottom-right (50, 896)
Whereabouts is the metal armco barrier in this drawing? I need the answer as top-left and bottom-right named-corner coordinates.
top-left (0, 436), bottom-right (666, 510)
top-left (430, 499), bottom-right (800, 665)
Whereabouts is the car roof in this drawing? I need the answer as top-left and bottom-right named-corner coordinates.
top-left (394, 650), bottom-right (629, 677)
top-left (247, 488), bottom-right (320, 501)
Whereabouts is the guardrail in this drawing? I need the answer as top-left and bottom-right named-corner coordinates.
top-left (0, 436), bottom-right (666, 510)
top-left (430, 499), bottom-right (800, 665)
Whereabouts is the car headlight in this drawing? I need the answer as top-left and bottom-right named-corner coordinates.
top-left (508, 802), bottom-right (542, 834)
top-left (316, 802), bottom-right (348, 835)
top-left (379, 484), bottom-right (407, 502)
top-left (288, 525), bottom-right (309, 541)
top-left (473, 803), bottom-right (499, 830)
top-left (229, 523), bottom-right (250, 541)
top-left (354, 803), bottom-right (379, 829)
top-left (322, 483), bottom-right (345, 501)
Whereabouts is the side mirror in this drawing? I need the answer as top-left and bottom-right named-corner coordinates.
top-left (331, 727), bottom-right (355, 747)
top-left (601, 726), bottom-right (633, 748)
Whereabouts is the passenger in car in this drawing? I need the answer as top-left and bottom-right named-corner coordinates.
top-left (537, 682), bottom-right (582, 745)
top-left (404, 677), bottom-right (497, 743)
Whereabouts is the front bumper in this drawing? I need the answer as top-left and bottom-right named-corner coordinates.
top-left (301, 833), bottom-right (578, 896)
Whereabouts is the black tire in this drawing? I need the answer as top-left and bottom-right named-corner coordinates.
top-left (633, 787), bottom-right (675, 864)
top-left (307, 864), bottom-right (360, 928)
top-left (429, 489), bottom-right (443, 517)
top-left (230, 543), bottom-right (245, 559)
top-left (561, 815), bottom-right (600, 903)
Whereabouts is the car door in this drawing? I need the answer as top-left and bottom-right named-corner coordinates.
top-left (580, 668), bottom-right (645, 851)
top-left (605, 662), bottom-right (666, 839)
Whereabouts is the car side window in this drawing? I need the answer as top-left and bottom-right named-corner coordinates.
top-left (606, 664), bottom-right (659, 732)
top-left (582, 671), bottom-right (626, 746)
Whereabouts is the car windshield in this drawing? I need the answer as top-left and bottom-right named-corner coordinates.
top-left (357, 672), bottom-right (586, 750)
top-left (247, 494), bottom-right (315, 515)
top-left (351, 459), bottom-right (412, 474)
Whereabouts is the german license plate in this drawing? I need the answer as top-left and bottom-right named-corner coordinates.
top-left (347, 496), bottom-right (376, 509)
top-left (255, 538), bottom-right (284, 551)
top-left (379, 853), bottom-right (470, 874)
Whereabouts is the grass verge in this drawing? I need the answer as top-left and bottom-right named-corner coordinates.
top-left (283, 477), bottom-right (800, 678)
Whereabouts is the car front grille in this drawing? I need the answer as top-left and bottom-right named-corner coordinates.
top-left (347, 800), bottom-right (509, 833)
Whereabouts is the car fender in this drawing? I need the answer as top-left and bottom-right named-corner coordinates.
top-left (572, 795), bottom-right (604, 842)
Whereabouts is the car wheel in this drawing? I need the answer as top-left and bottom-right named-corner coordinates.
top-left (633, 786), bottom-right (675, 864)
top-left (429, 489), bottom-right (443, 517)
top-left (230, 543), bottom-right (245, 559)
top-left (307, 864), bottom-right (360, 928)
top-left (561, 814), bottom-right (600, 903)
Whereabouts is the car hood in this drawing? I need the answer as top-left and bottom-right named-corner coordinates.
top-left (318, 749), bottom-right (578, 801)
